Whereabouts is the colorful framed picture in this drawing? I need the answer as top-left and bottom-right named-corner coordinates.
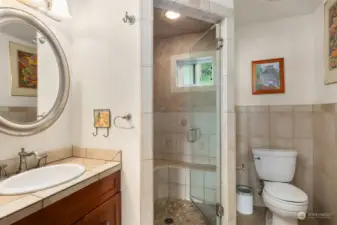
top-left (94, 109), bottom-right (111, 128)
top-left (9, 42), bottom-right (37, 96)
top-left (251, 58), bottom-right (285, 95)
top-left (325, 0), bottom-right (337, 84)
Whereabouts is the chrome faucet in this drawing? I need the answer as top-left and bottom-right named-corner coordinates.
top-left (17, 148), bottom-right (47, 174)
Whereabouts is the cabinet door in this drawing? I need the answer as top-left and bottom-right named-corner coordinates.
top-left (77, 193), bottom-right (121, 225)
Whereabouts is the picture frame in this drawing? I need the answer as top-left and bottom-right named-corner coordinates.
top-left (324, 0), bottom-right (337, 84)
top-left (9, 42), bottom-right (37, 97)
top-left (93, 109), bottom-right (111, 128)
top-left (251, 58), bottom-right (285, 95)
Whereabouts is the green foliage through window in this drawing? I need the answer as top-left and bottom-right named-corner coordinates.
top-left (200, 63), bottom-right (213, 85)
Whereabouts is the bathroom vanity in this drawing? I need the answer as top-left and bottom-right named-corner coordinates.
top-left (0, 154), bottom-right (121, 225)
top-left (13, 171), bottom-right (121, 225)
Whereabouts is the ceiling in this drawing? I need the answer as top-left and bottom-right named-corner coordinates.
top-left (0, 23), bottom-right (36, 43)
top-left (235, 0), bottom-right (322, 27)
top-left (154, 8), bottom-right (213, 39)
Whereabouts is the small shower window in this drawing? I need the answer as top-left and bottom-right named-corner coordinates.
top-left (171, 51), bottom-right (216, 92)
top-left (176, 57), bottom-right (213, 87)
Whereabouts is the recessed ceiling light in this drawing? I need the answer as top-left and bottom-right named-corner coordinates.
top-left (165, 11), bottom-right (181, 20)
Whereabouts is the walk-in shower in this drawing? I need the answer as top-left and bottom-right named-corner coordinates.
top-left (153, 7), bottom-right (222, 225)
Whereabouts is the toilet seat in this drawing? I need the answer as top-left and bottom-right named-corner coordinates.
top-left (264, 182), bottom-right (308, 204)
top-left (263, 190), bottom-right (308, 213)
top-left (263, 182), bottom-right (308, 213)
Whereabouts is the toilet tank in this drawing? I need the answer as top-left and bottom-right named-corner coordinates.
top-left (252, 149), bottom-right (298, 182)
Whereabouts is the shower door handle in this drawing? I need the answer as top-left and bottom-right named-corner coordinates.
top-left (187, 128), bottom-right (201, 143)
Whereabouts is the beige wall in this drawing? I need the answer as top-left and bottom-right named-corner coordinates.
top-left (313, 104), bottom-right (337, 225)
top-left (236, 105), bottom-right (314, 210)
top-left (154, 32), bottom-right (216, 113)
top-left (235, 14), bottom-right (316, 106)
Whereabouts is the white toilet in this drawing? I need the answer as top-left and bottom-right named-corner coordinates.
top-left (252, 149), bottom-right (308, 225)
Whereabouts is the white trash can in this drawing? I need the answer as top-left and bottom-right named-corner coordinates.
top-left (236, 185), bottom-right (253, 215)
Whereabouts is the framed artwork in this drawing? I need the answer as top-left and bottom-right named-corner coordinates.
top-left (325, 0), bottom-right (337, 84)
top-left (251, 58), bottom-right (285, 95)
top-left (94, 109), bottom-right (111, 128)
top-left (9, 42), bottom-right (37, 96)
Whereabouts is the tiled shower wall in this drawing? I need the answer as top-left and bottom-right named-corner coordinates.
top-left (236, 105), bottom-right (314, 210)
top-left (154, 112), bottom-right (217, 204)
top-left (153, 31), bottom-right (218, 204)
top-left (154, 166), bottom-right (217, 205)
top-left (154, 112), bottom-right (216, 164)
top-left (312, 104), bottom-right (337, 225)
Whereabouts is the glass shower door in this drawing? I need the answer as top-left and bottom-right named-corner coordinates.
top-left (187, 24), bottom-right (221, 225)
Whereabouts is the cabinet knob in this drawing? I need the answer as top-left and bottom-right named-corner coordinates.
top-left (102, 221), bottom-right (110, 225)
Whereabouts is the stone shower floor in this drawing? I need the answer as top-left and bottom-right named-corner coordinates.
top-left (154, 198), bottom-right (208, 225)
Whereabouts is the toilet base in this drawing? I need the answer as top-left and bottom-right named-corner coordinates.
top-left (269, 212), bottom-right (298, 225)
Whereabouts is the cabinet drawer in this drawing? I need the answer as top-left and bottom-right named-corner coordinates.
top-left (77, 193), bottom-right (121, 225)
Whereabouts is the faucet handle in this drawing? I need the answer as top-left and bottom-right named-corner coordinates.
top-left (35, 152), bottom-right (48, 168)
top-left (0, 164), bottom-right (8, 180)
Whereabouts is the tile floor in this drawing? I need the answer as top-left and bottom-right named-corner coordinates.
top-left (237, 207), bottom-right (266, 225)
top-left (154, 199), bottom-right (320, 225)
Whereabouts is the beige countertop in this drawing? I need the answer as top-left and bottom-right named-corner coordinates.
top-left (0, 157), bottom-right (121, 225)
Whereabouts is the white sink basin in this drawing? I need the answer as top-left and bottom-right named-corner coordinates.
top-left (0, 164), bottom-right (85, 195)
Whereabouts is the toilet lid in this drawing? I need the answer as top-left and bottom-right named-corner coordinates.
top-left (264, 183), bottom-right (308, 203)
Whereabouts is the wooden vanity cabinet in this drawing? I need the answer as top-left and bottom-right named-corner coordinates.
top-left (13, 171), bottom-right (121, 225)
top-left (76, 193), bottom-right (121, 225)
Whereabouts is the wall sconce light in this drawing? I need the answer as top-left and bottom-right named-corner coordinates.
top-left (16, 0), bottom-right (72, 21)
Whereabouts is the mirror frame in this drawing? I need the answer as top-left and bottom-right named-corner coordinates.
top-left (0, 8), bottom-right (70, 136)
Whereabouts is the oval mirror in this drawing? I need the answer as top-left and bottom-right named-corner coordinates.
top-left (0, 8), bottom-right (70, 136)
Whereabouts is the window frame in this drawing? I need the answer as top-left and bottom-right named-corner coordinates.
top-left (170, 51), bottom-right (216, 93)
